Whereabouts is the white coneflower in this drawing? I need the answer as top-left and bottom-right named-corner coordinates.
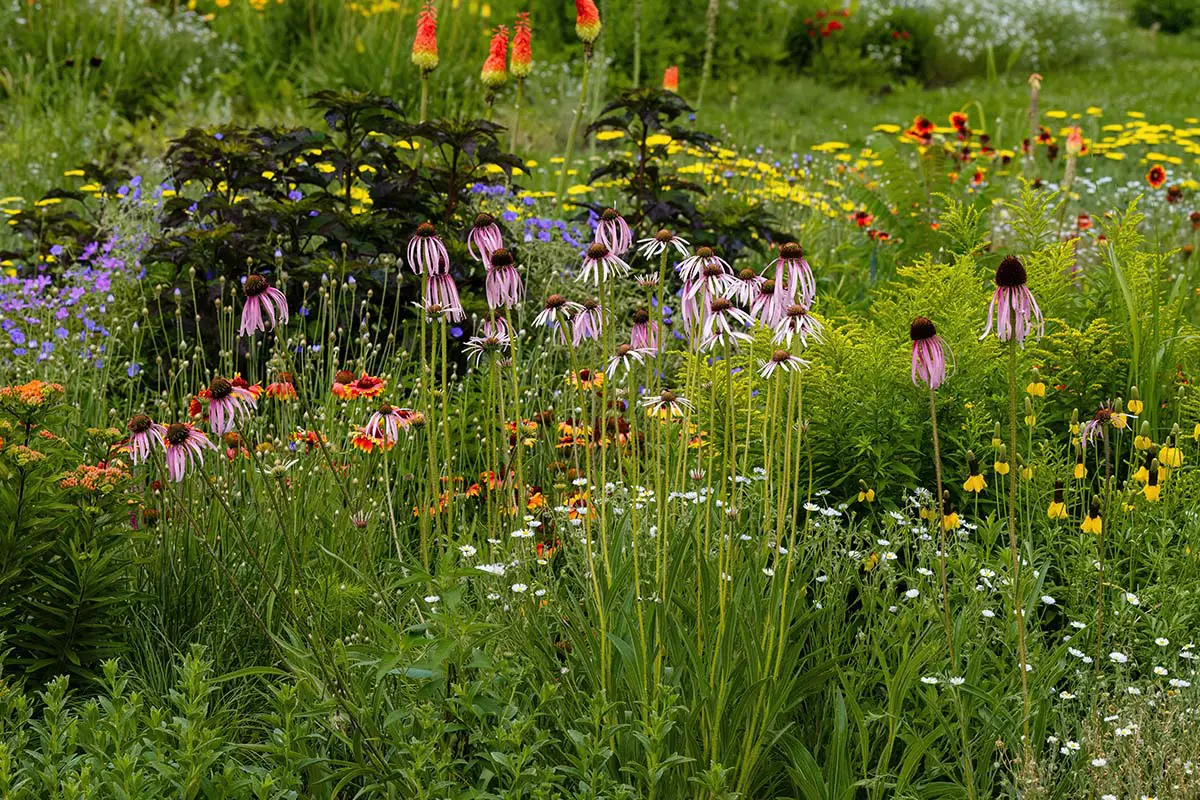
top-left (772, 303), bottom-right (823, 347)
top-left (577, 242), bottom-right (629, 285)
top-left (641, 388), bottom-right (692, 420)
top-left (700, 296), bottom-right (754, 349)
top-left (534, 294), bottom-right (583, 343)
top-left (677, 245), bottom-right (731, 283)
top-left (637, 228), bottom-right (689, 260)
top-left (758, 348), bottom-right (809, 378)
top-left (594, 208), bottom-right (633, 255)
top-left (605, 343), bottom-right (654, 378)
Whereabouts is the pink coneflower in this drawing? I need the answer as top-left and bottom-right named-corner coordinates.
top-left (484, 248), bottom-right (523, 308)
top-left (577, 242), bottom-right (629, 285)
top-left (605, 343), bottom-right (653, 378)
top-left (468, 213), bottom-right (505, 264)
top-left (125, 414), bottom-right (166, 465)
top-left (465, 331), bottom-right (511, 366)
top-left (677, 246), bottom-right (731, 283)
top-left (595, 208), bottom-right (633, 256)
top-left (982, 255), bottom-right (1043, 346)
top-left (163, 422), bottom-right (216, 482)
top-left (637, 228), bottom-right (689, 260)
top-left (572, 297), bottom-right (605, 346)
top-left (239, 274), bottom-right (289, 337)
top-left (407, 222), bottom-right (450, 275)
top-left (534, 294), bottom-right (583, 344)
top-left (759, 348), bottom-right (810, 379)
top-left (480, 310), bottom-right (515, 339)
top-left (731, 268), bottom-right (765, 305)
top-left (630, 307), bottom-right (658, 351)
top-left (680, 282), bottom-right (703, 339)
top-left (700, 296), bottom-right (754, 349)
top-left (750, 279), bottom-right (788, 328)
top-left (772, 303), bottom-right (823, 347)
top-left (425, 273), bottom-right (465, 321)
top-left (365, 403), bottom-right (411, 445)
top-left (770, 242), bottom-right (816, 307)
top-left (205, 376), bottom-right (258, 435)
top-left (910, 316), bottom-right (951, 390)
top-left (641, 388), bottom-right (692, 419)
top-left (687, 258), bottom-right (735, 306)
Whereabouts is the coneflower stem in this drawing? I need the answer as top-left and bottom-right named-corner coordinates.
top-left (929, 388), bottom-right (954, 663)
top-left (1007, 339), bottom-right (1032, 756)
top-left (555, 49), bottom-right (593, 205)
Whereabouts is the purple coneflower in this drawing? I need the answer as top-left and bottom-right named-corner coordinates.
top-left (982, 255), bottom-right (1043, 345)
top-left (365, 403), bottom-right (408, 444)
top-left (480, 310), bottom-right (515, 339)
top-left (468, 213), bottom-right (505, 264)
top-left (572, 297), bottom-right (605, 346)
top-left (636, 228), bottom-right (689, 260)
top-left (770, 242), bottom-right (815, 307)
top-left (533, 294), bottom-right (583, 344)
top-left (700, 296), bottom-right (754, 349)
top-left (772, 304), bottom-right (823, 347)
top-left (239, 274), bottom-right (289, 337)
top-left (484, 248), bottom-right (523, 309)
top-left (605, 343), bottom-right (653, 377)
top-left (677, 246), bottom-right (731, 283)
top-left (687, 259), bottom-right (736, 306)
top-left (759, 348), bottom-right (810, 379)
top-left (126, 414), bottom-right (166, 465)
top-left (425, 273), bottom-right (465, 321)
top-left (641, 388), bottom-right (692, 419)
top-left (595, 208), bottom-right (633, 256)
top-left (206, 376), bottom-right (258, 435)
top-left (465, 331), bottom-right (511, 366)
top-left (407, 222), bottom-right (450, 275)
top-left (163, 422), bottom-right (216, 482)
top-left (750, 279), bottom-right (788, 328)
top-left (577, 242), bottom-right (629, 285)
top-left (910, 316), bottom-right (951, 390)
top-left (630, 307), bottom-right (658, 351)
top-left (680, 283), bottom-right (704, 339)
top-left (731, 268), bottom-right (765, 305)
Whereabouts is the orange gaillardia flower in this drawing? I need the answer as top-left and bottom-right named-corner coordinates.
top-left (1147, 164), bottom-right (1167, 189)
top-left (575, 0), bottom-right (602, 45)
top-left (511, 12), bottom-right (532, 79)
top-left (663, 65), bottom-right (679, 93)
top-left (411, 1), bottom-right (439, 73)
top-left (481, 25), bottom-right (509, 89)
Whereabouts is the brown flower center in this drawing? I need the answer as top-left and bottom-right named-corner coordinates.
top-left (909, 316), bottom-right (936, 341)
top-left (995, 255), bottom-right (1027, 288)
top-left (209, 377), bottom-right (233, 400)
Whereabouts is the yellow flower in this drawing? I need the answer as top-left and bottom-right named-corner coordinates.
top-left (1081, 514), bottom-right (1102, 534)
top-left (63, 169), bottom-right (85, 177)
top-left (994, 460), bottom-right (1010, 476)
top-left (1021, 466), bottom-right (1033, 481)
top-left (1047, 501), bottom-right (1067, 520)
top-left (595, 131), bottom-right (626, 141)
top-left (1026, 381), bottom-right (1046, 397)
top-left (1024, 413), bottom-right (1037, 427)
top-left (858, 488), bottom-right (875, 503)
top-left (645, 134), bottom-right (673, 147)
top-left (1143, 483), bottom-right (1161, 502)
top-left (1074, 462), bottom-right (1087, 480)
top-left (1159, 444), bottom-right (1183, 468)
top-left (964, 473), bottom-right (986, 493)
top-left (942, 511), bottom-right (960, 531)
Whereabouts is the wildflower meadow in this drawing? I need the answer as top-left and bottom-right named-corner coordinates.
top-left (4, 0), bottom-right (1200, 797)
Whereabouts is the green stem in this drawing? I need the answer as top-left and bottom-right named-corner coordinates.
top-left (555, 49), bottom-right (593, 205)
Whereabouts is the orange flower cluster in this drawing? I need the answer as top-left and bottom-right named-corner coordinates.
top-left (0, 379), bottom-right (65, 409)
top-left (60, 462), bottom-right (131, 493)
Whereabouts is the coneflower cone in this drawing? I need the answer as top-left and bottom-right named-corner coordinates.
top-left (575, 0), bottom-right (602, 44)
top-left (411, 2), bottom-right (439, 72)
top-left (481, 26), bottom-right (509, 89)
top-left (511, 12), bottom-right (532, 79)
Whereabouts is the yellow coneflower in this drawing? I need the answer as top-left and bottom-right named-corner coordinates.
top-left (1159, 432), bottom-right (1184, 468)
top-left (1081, 496), bottom-right (1103, 534)
top-left (1069, 408), bottom-right (1080, 436)
top-left (1073, 446), bottom-right (1087, 480)
top-left (1134, 450), bottom-right (1152, 484)
top-left (1111, 398), bottom-right (1129, 430)
top-left (1127, 386), bottom-right (1144, 415)
top-left (1143, 459), bottom-right (1161, 502)
top-left (994, 444), bottom-right (1011, 476)
top-left (1047, 481), bottom-right (1067, 519)
top-left (1020, 456), bottom-right (1033, 481)
top-left (1134, 420), bottom-right (1155, 450)
top-left (942, 496), bottom-right (960, 531)
top-left (991, 423), bottom-right (1003, 448)
top-left (1026, 368), bottom-right (1046, 397)
top-left (963, 451), bottom-right (986, 493)
top-left (862, 552), bottom-right (880, 572)
top-left (1024, 397), bottom-right (1037, 427)
top-left (857, 480), bottom-right (875, 503)
top-left (1193, 422), bottom-right (1200, 441)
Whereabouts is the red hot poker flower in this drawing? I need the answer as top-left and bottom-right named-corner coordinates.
top-left (575, 0), bottom-right (601, 45)
top-left (662, 65), bottom-right (679, 92)
top-left (511, 12), bottom-right (532, 79)
top-left (411, 2), bottom-right (439, 72)
top-left (481, 26), bottom-right (509, 89)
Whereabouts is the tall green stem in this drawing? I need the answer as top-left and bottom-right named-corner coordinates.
top-left (697, 0), bottom-right (721, 111)
top-left (1007, 340), bottom-right (1032, 754)
top-left (555, 49), bottom-right (593, 205)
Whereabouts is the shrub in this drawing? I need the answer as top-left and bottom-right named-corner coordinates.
top-left (1131, 0), bottom-right (1200, 32)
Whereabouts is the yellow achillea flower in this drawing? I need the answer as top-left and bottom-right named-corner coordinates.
top-left (1081, 497), bottom-right (1103, 535)
top-left (963, 452), bottom-right (986, 493)
top-left (1047, 481), bottom-right (1067, 519)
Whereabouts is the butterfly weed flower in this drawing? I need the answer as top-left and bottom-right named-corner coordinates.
top-left (963, 451), bottom-right (985, 493)
top-left (641, 388), bottom-right (692, 420)
top-left (125, 414), bottom-right (166, 465)
top-left (407, 222), bottom-right (450, 275)
top-left (577, 242), bottom-right (629, 285)
top-left (468, 213), bottom-right (505, 264)
top-left (1081, 496), bottom-right (1102, 534)
top-left (1144, 459), bottom-right (1162, 502)
top-left (572, 297), bottom-right (605, 347)
top-left (909, 316), bottom-right (950, 390)
top-left (982, 255), bottom-right (1043, 346)
top-left (239, 274), bottom-right (289, 337)
top-left (163, 422), bottom-right (216, 482)
top-left (630, 307), bottom-right (658, 351)
top-left (595, 208), bottom-right (632, 256)
top-left (534, 294), bottom-right (583, 344)
top-left (206, 376), bottom-right (258, 436)
top-left (637, 228), bottom-right (689, 260)
top-left (484, 248), bottom-right (523, 309)
top-left (773, 304), bottom-right (823, 348)
top-left (770, 242), bottom-right (816, 308)
top-left (1047, 480), bottom-right (1067, 519)
top-left (758, 348), bottom-right (809, 379)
